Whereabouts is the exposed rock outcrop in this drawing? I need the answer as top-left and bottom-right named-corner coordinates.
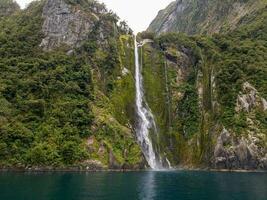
top-left (108, 150), bottom-right (120, 169)
top-left (214, 128), bottom-right (267, 170)
top-left (261, 98), bottom-right (267, 111)
top-left (40, 0), bottom-right (98, 51)
top-left (81, 160), bottom-right (105, 170)
top-left (235, 82), bottom-right (267, 113)
top-left (148, 0), bottom-right (266, 35)
top-left (214, 82), bottom-right (267, 170)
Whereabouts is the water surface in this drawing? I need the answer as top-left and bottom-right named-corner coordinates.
top-left (0, 171), bottom-right (266, 200)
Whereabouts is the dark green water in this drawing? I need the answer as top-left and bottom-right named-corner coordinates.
top-left (0, 171), bottom-right (266, 200)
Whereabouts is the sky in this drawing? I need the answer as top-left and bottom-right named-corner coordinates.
top-left (16, 0), bottom-right (174, 32)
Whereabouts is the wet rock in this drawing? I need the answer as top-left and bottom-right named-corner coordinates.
top-left (235, 138), bottom-right (250, 168)
top-left (108, 150), bottom-right (120, 169)
top-left (215, 157), bottom-right (227, 169)
top-left (261, 98), bottom-right (267, 111)
top-left (214, 128), bottom-right (231, 169)
top-left (82, 160), bottom-right (104, 170)
top-left (213, 129), bottom-right (267, 170)
top-left (140, 39), bottom-right (153, 46)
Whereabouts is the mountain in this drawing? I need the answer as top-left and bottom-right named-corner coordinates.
top-left (142, 1), bottom-right (267, 169)
top-left (0, 0), bottom-right (266, 171)
top-left (0, 0), bottom-right (141, 170)
top-left (148, 0), bottom-right (267, 35)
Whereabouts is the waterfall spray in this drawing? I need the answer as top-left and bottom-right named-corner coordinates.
top-left (134, 36), bottom-right (162, 169)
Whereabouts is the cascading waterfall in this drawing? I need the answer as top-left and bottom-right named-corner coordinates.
top-left (134, 36), bottom-right (162, 169)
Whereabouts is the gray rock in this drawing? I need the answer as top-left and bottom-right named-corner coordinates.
top-left (122, 68), bottom-right (130, 76)
top-left (213, 129), bottom-right (267, 170)
top-left (40, 0), bottom-right (97, 51)
top-left (235, 138), bottom-right (249, 168)
top-left (108, 150), bottom-right (121, 169)
top-left (235, 81), bottom-right (267, 113)
top-left (235, 82), bottom-right (257, 112)
top-left (259, 155), bottom-right (267, 169)
top-left (215, 157), bottom-right (227, 169)
top-left (82, 160), bottom-right (104, 170)
top-left (261, 98), bottom-right (267, 111)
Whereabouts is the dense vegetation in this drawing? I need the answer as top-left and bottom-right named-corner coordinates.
top-left (0, 0), bottom-right (266, 169)
top-left (199, 6), bottom-right (267, 133)
top-left (139, 5), bottom-right (267, 166)
top-left (0, 0), bottom-right (141, 168)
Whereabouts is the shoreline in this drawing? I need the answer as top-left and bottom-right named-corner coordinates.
top-left (0, 167), bottom-right (266, 173)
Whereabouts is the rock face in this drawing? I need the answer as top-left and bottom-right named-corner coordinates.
top-left (148, 0), bottom-right (266, 35)
top-left (0, 0), bottom-right (20, 18)
top-left (235, 82), bottom-right (267, 113)
top-left (213, 82), bottom-right (267, 170)
top-left (40, 0), bottom-right (98, 51)
top-left (262, 98), bottom-right (267, 111)
top-left (214, 128), bottom-right (267, 170)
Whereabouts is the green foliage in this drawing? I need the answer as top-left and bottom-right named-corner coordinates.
top-left (176, 83), bottom-right (200, 137)
top-left (142, 5), bottom-right (267, 166)
top-left (1, 0), bottom-right (266, 169)
top-left (26, 142), bottom-right (60, 166)
top-left (0, 1), bottom-right (141, 168)
top-left (207, 7), bottom-right (267, 129)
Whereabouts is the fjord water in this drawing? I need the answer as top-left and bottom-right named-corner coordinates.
top-left (0, 171), bottom-right (266, 200)
top-left (134, 36), bottom-right (162, 169)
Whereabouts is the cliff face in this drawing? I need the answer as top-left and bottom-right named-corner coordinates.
top-left (0, 0), bottom-right (20, 18)
top-left (214, 82), bottom-right (267, 170)
top-left (141, 2), bottom-right (267, 170)
top-left (40, 0), bottom-right (100, 50)
top-left (138, 34), bottom-right (267, 170)
top-left (0, 0), bottom-right (266, 171)
top-left (0, 0), bottom-right (143, 170)
top-left (148, 0), bottom-right (267, 35)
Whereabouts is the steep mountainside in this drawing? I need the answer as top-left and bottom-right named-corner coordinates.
top-left (140, 4), bottom-right (267, 170)
top-left (0, 0), bottom-right (266, 171)
top-left (148, 0), bottom-right (267, 35)
top-left (0, 0), bottom-right (142, 170)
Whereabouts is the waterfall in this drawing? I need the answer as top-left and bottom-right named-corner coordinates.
top-left (134, 36), bottom-right (162, 169)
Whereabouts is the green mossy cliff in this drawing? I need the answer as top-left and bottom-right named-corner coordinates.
top-left (139, 5), bottom-right (267, 169)
top-left (0, 0), bottom-right (266, 170)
